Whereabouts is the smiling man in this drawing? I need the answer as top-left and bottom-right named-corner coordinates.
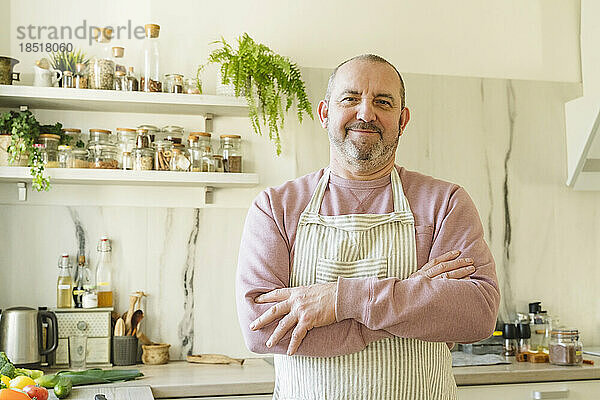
top-left (236, 54), bottom-right (500, 399)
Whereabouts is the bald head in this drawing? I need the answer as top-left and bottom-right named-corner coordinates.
top-left (325, 54), bottom-right (406, 109)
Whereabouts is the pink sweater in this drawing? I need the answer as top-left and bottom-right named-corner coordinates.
top-left (236, 165), bottom-right (500, 357)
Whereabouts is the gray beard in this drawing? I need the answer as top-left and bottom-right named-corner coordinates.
top-left (328, 128), bottom-right (399, 172)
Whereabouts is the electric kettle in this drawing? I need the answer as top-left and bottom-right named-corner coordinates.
top-left (0, 307), bottom-right (58, 367)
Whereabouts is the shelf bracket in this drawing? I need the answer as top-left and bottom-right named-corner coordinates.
top-left (204, 113), bottom-right (214, 133)
top-left (205, 186), bottom-right (214, 204)
top-left (17, 182), bottom-right (27, 201)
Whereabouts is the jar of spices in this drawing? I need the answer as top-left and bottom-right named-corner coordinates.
top-left (112, 46), bottom-right (126, 73)
top-left (38, 133), bottom-right (60, 152)
top-left (87, 129), bottom-right (118, 169)
top-left (114, 70), bottom-right (127, 90)
top-left (169, 144), bottom-right (191, 171)
top-left (220, 134), bottom-right (242, 173)
top-left (58, 145), bottom-right (74, 168)
top-left (137, 124), bottom-right (160, 142)
top-left (132, 132), bottom-right (155, 170)
top-left (161, 125), bottom-right (184, 144)
top-left (74, 63), bottom-right (88, 89)
top-left (72, 149), bottom-right (89, 168)
top-left (35, 143), bottom-right (59, 168)
top-left (549, 328), bottom-right (583, 366)
top-left (212, 155), bottom-right (224, 172)
top-left (62, 71), bottom-right (74, 88)
top-left (154, 140), bottom-right (173, 171)
top-left (188, 134), bottom-right (202, 172)
top-left (121, 152), bottom-right (133, 170)
top-left (141, 24), bottom-right (161, 92)
top-left (126, 67), bottom-right (139, 91)
top-left (164, 73), bottom-right (184, 93)
top-left (184, 77), bottom-right (201, 94)
top-left (89, 28), bottom-right (116, 90)
top-left (193, 131), bottom-right (212, 149)
top-left (116, 128), bottom-right (137, 168)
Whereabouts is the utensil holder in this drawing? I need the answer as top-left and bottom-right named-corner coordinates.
top-left (112, 336), bottom-right (138, 366)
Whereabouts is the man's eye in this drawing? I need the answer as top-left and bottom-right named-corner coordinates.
top-left (341, 97), bottom-right (358, 102)
top-left (376, 99), bottom-right (392, 106)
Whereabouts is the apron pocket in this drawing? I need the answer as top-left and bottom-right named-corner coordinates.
top-left (316, 257), bottom-right (388, 283)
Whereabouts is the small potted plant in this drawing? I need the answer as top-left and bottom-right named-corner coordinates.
top-left (49, 49), bottom-right (88, 85)
top-left (200, 33), bottom-right (313, 155)
top-left (0, 109), bottom-right (69, 191)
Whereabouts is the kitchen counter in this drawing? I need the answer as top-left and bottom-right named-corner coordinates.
top-left (53, 354), bottom-right (600, 398)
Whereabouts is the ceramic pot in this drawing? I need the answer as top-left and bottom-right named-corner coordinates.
top-left (0, 56), bottom-right (20, 85)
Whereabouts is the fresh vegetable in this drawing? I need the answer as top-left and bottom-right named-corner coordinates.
top-left (0, 377), bottom-right (9, 388)
top-left (14, 370), bottom-right (43, 380)
top-left (36, 369), bottom-right (143, 388)
top-left (52, 377), bottom-right (72, 399)
top-left (0, 389), bottom-right (31, 400)
top-left (0, 354), bottom-right (15, 380)
top-left (8, 376), bottom-right (35, 390)
top-left (23, 385), bottom-right (48, 400)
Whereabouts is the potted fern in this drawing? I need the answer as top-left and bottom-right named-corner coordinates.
top-left (201, 33), bottom-right (312, 155)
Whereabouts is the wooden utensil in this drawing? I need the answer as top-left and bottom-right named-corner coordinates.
top-left (136, 330), bottom-right (155, 345)
top-left (124, 295), bottom-right (138, 334)
top-left (114, 318), bottom-right (126, 336)
top-left (186, 354), bottom-right (245, 365)
top-left (129, 309), bottom-right (144, 336)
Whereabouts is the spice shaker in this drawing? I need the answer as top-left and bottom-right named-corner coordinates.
top-left (517, 323), bottom-right (531, 353)
top-left (502, 323), bottom-right (517, 356)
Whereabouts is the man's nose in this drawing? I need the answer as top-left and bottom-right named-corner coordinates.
top-left (356, 99), bottom-right (376, 122)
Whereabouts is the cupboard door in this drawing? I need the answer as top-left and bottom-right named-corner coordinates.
top-left (458, 380), bottom-right (600, 400)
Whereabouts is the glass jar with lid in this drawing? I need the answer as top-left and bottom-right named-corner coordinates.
top-left (35, 143), bottom-right (59, 168)
top-left (37, 133), bottom-right (61, 152)
top-left (161, 125), bottom-right (184, 144)
top-left (154, 140), bottom-right (173, 171)
top-left (88, 128), bottom-right (114, 145)
top-left (169, 144), bottom-right (191, 171)
top-left (201, 146), bottom-right (214, 172)
top-left (87, 129), bottom-right (118, 169)
top-left (184, 77), bottom-right (201, 94)
top-left (89, 27), bottom-right (115, 90)
top-left (114, 70), bottom-right (126, 90)
top-left (72, 149), bottom-right (89, 168)
top-left (192, 131), bottom-right (211, 149)
top-left (212, 155), bottom-right (224, 172)
top-left (188, 134), bottom-right (202, 172)
top-left (58, 145), bottom-right (74, 168)
top-left (132, 131), bottom-right (155, 171)
top-left (137, 124), bottom-right (160, 142)
top-left (62, 128), bottom-right (84, 148)
top-left (164, 73), bottom-right (184, 93)
top-left (219, 134), bottom-right (242, 173)
top-left (112, 46), bottom-right (126, 73)
top-left (549, 328), bottom-right (583, 366)
top-left (116, 128), bottom-right (137, 168)
top-left (62, 71), bottom-right (74, 88)
top-left (74, 63), bottom-right (88, 89)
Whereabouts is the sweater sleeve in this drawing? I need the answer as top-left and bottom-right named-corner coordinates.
top-left (236, 191), bottom-right (371, 356)
top-left (335, 186), bottom-right (500, 343)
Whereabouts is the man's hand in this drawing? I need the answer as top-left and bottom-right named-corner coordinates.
top-left (411, 250), bottom-right (476, 280)
top-left (250, 282), bottom-right (337, 356)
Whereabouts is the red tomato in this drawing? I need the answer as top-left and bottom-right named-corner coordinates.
top-left (23, 386), bottom-right (47, 400)
top-left (0, 389), bottom-right (31, 400)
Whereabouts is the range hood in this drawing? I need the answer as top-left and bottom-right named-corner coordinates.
top-left (565, 0), bottom-right (600, 190)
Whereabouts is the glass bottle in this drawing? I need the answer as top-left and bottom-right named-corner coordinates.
top-left (62, 71), bottom-right (74, 88)
top-left (72, 255), bottom-right (86, 308)
top-left (57, 253), bottom-right (73, 308)
top-left (116, 128), bottom-right (137, 168)
top-left (114, 70), bottom-right (126, 91)
top-left (164, 73), bottom-right (184, 93)
top-left (141, 24), bottom-right (161, 92)
top-left (74, 63), bottom-right (88, 89)
top-left (502, 323), bottom-right (517, 356)
top-left (112, 46), bottom-right (126, 73)
top-left (188, 134), bottom-right (202, 172)
top-left (89, 28), bottom-right (115, 90)
top-left (58, 145), bottom-right (73, 168)
top-left (95, 236), bottom-right (114, 308)
top-left (517, 323), bottom-right (531, 354)
top-left (126, 67), bottom-right (139, 91)
top-left (220, 134), bottom-right (242, 173)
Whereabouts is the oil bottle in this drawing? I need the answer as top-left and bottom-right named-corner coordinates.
top-left (57, 253), bottom-right (73, 308)
top-left (95, 236), bottom-right (114, 308)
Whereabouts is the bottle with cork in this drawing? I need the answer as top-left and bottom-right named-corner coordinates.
top-left (57, 254), bottom-right (73, 308)
top-left (95, 236), bottom-right (114, 308)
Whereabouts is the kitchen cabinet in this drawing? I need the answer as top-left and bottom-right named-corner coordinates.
top-left (457, 380), bottom-right (600, 400)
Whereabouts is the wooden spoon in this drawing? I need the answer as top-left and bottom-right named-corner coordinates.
top-left (125, 295), bottom-right (138, 334)
top-left (129, 309), bottom-right (144, 336)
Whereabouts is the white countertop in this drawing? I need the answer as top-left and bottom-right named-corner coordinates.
top-left (54, 354), bottom-right (600, 398)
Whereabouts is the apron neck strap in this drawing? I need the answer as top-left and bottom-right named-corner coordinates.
top-left (305, 166), bottom-right (408, 214)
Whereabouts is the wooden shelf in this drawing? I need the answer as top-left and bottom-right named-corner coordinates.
top-left (0, 167), bottom-right (259, 188)
top-left (0, 85), bottom-right (248, 116)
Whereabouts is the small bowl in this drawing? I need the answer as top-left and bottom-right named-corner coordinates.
top-left (142, 343), bottom-right (171, 365)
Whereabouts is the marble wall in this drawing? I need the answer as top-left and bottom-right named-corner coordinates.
top-left (1, 68), bottom-right (597, 361)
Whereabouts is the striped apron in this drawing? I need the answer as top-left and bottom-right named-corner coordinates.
top-left (272, 167), bottom-right (457, 400)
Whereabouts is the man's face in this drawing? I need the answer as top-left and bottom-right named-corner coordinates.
top-left (320, 60), bottom-right (407, 172)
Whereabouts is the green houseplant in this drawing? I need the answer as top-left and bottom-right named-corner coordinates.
top-left (49, 49), bottom-right (88, 74)
top-left (0, 110), bottom-right (69, 191)
top-left (201, 33), bottom-right (313, 155)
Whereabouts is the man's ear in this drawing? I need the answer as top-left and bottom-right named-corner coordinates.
top-left (317, 100), bottom-right (329, 128)
top-left (399, 107), bottom-right (410, 136)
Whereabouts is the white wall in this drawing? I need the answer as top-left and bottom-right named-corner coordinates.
top-left (5, 0), bottom-right (581, 86)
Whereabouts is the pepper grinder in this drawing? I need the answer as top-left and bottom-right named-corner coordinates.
top-left (517, 323), bottom-right (531, 353)
top-left (503, 323), bottom-right (517, 356)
